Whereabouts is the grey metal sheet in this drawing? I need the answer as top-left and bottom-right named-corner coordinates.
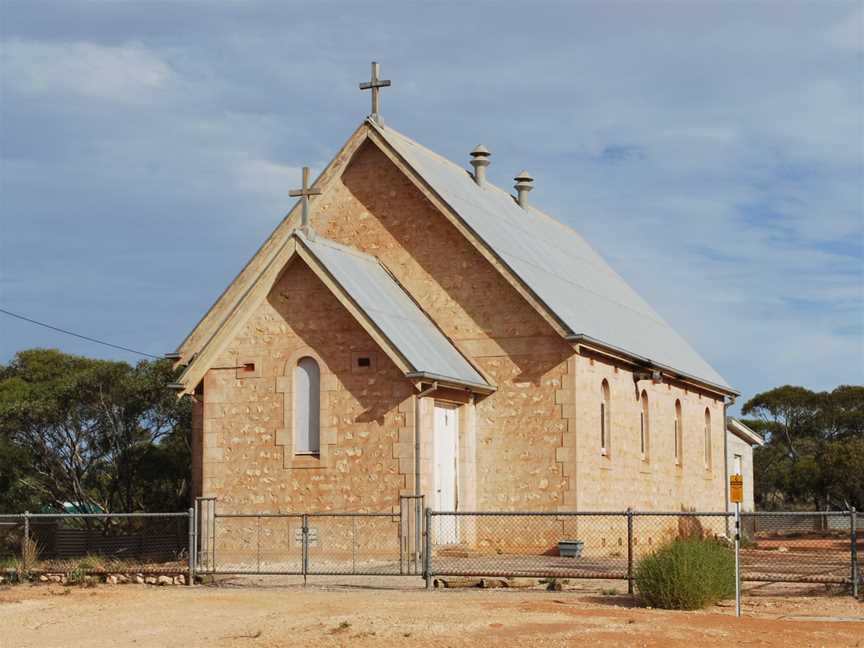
top-left (377, 124), bottom-right (730, 389)
top-left (299, 232), bottom-right (487, 387)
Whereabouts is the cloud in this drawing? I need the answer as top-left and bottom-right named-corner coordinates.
top-left (0, 1), bottom-right (861, 407)
top-left (2, 40), bottom-right (173, 101)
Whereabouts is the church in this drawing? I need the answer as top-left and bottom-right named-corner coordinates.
top-left (172, 64), bottom-right (738, 522)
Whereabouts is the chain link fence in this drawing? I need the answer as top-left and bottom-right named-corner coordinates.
top-left (740, 511), bottom-right (859, 586)
top-left (425, 508), bottom-right (860, 598)
top-left (3, 504), bottom-right (859, 601)
top-left (196, 496), bottom-right (425, 577)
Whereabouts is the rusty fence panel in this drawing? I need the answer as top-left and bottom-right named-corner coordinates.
top-left (739, 511), bottom-right (856, 586)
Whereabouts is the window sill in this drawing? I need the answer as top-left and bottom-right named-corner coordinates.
top-left (287, 454), bottom-right (322, 469)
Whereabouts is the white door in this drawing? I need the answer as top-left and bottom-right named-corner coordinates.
top-left (434, 403), bottom-right (459, 544)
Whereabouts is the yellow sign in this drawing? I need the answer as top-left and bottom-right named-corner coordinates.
top-left (730, 474), bottom-right (744, 503)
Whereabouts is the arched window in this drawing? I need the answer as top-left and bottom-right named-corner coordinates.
top-left (674, 400), bottom-right (682, 465)
top-left (294, 357), bottom-right (320, 455)
top-left (640, 390), bottom-right (649, 460)
top-left (703, 407), bottom-right (711, 470)
top-left (600, 380), bottom-right (610, 456)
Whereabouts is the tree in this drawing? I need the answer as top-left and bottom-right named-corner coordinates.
top-left (742, 385), bottom-right (821, 458)
top-left (743, 384), bottom-right (864, 510)
top-left (0, 349), bottom-right (190, 513)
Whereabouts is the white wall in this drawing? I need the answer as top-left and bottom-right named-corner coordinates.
top-left (726, 432), bottom-right (756, 512)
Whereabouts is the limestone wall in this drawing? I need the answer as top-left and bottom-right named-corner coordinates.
top-left (573, 352), bottom-right (727, 513)
top-left (312, 141), bottom-right (573, 512)
top-left (194, 136), bottom-right (731, 537)
top-left (199, 261), bottom-right (411, 514)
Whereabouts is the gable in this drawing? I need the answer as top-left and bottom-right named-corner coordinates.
top-left (174, 231), bottom-right (490, 394)
top-left (317, 140), bottom-right (569, 345)
top-left (174, 118), bottom-right (734, 396)
top-left (174, 123), bottom-right (371, 365)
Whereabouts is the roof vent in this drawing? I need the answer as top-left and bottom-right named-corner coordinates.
top-left (469, 145), bottom-right (491, 187)
top-left (514, 171), bottom-right (533, 208)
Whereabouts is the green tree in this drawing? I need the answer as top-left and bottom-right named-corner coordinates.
top-left (0, 349), bottom-right (190, 513)
top-left (744, 384), bottom-right (864, 510)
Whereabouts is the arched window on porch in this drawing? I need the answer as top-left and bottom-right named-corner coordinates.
top-left (294, 357), bottom-right (320, 455)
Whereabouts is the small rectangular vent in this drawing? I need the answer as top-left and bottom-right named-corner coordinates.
top-left (357, 357), bottom-right (371, 367)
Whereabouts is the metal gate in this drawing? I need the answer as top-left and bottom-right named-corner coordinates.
top-left (194, 495), bottom-right (425, 577)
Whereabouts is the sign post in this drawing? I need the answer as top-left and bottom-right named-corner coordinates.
top-left (730, 474), bottom-right (744, 617)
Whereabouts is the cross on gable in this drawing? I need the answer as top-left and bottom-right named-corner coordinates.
top-left (359, 61), bottom-right (391, 125)
top-left (289, 166), bottom-right (322, 230)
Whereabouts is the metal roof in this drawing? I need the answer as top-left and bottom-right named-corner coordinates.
top-left (727, 418), bottom-right (765, 446)
top-left (374, 122), bottom-right (732, 391)
top-left (298, 231), bottom-right (489, 389)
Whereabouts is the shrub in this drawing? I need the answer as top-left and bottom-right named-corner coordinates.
top-left (21, 536), bottom-right (41, 570)
top-left (635, 536), bottom-right (735, 610)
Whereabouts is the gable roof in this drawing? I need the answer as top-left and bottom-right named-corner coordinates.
top-left (174, 118), bottom-right (734, 396)
top-left (175, 229), bottom-right (491, 394)
top-left (299, 233), bottom-right (489, 389)
top-left (727, 418), bottom-right (765, 446)
top-left (372, 122), bottom-right (733, 393)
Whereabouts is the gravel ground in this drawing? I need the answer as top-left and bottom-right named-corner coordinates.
top-left (1, 577), bottom-right (861, 647)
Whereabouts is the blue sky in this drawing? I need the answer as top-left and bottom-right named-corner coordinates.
top-left (1, 1), bottom-right (862, 412)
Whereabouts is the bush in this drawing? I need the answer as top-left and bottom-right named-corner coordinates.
top-left (635, 536), bottom-right (735, 610)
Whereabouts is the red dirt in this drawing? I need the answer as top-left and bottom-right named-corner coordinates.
top-left (0, 579), bottom-right (861, 647)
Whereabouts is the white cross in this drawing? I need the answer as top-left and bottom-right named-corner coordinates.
top-left (359, 61), bottom-right (391, 125)
top-left (288, 166), bottom-right (321, 229)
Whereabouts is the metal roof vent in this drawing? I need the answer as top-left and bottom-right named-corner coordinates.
top-left (514, 171), bottom-right (534, 208)
top-left (469, 145), bottom-right (491, 187)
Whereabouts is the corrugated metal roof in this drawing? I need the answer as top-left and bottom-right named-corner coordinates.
top-left (298, 231), bottom-right (488, 388)
top-left (375, 122), bottom-right (731, 390)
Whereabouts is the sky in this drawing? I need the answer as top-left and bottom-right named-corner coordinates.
top-left (0, 1), bottom-right (862, 413)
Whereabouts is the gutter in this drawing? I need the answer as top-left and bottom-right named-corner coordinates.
top-left (566, 333), bottom-right (739, 398)
top-left (405, 372), bottom-right (494, 395)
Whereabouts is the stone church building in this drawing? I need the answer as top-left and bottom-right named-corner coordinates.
top-left (173, 76), bottom-right (738, 525)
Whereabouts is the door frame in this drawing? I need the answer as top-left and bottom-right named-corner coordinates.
top-left (433, 401), bottom-right (460, 544)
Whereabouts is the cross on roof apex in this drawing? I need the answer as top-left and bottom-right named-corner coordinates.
top-left (359, 61), bottom-right (391, 126)
top-left (288, 166), bottom-right (322, 231)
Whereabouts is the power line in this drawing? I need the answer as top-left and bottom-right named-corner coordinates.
top-left (0, 307), bottom-right (162, 359)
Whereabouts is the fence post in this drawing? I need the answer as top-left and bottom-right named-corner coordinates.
top-left (22, 511), bottom-right (30, 574)
top-left (424, 507), bottom-right (432, 590)
top-left (626, 508), bottom-right (634, 595)
top-left (734, 503), bottom-right (741, 617)
top-left (352, 515), bottom-right (357, 575)
top-left (398, 497), bottom-right (404, 576)
top-left (211, 499), bottom-right (217, 571)
top-left (851, 507), bottom-right (858, 599)
top-left (302, 514), bottom-right (309, 586)
top-left (187, 507), bottom-right (195, 586)
top-left (415, 497), bottom-right (422, 576)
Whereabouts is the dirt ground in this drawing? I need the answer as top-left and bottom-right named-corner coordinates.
top-left (1, 577), bottom-right (861, 648)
